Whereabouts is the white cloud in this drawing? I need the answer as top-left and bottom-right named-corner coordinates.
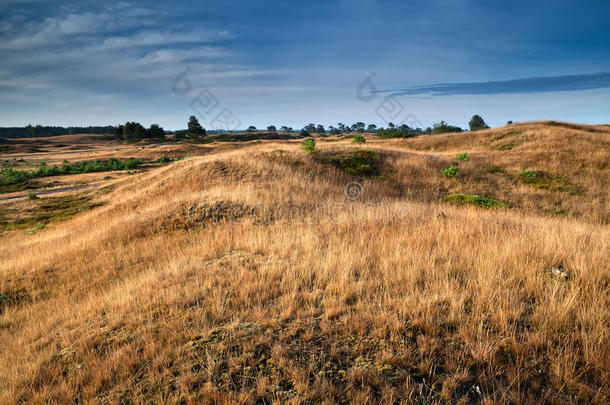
top-left (99, 29), bottom-right (233, 51)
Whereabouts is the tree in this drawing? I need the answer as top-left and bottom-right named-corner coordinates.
top-left (328, 126), bottom-right (341, 135)
top-left (122, 122), bottom-right (147, 141)
top-left (300, 128), bottom-right (310, 137)
top-left (304, 123), bottom-right (316, 133)
top-left (316, 124), bottom-right (325, 134)
top-left (352, 122), bottom-right (366, 133)
top-left (280, 126), bottom-right (292, 132)
top-left (147, 124), bottom-right (165, 139)
top-left (337, 123), bottom-right (347, 133)
top-left (114, 124), bottom-right (124, 140)
top-left (366, 124), bottom-right (377, 133)
top-left (267, 125), bottom-right (277, 132)
top-left (398, 124), bottom-right (411, 133)
top-left (432, 121), bottom-right (463, 134)
top-left (173, 130), bottom-right (187, 141)
top-left (247, 125), bottom-right (257, 132)
top-left (469, 115), bottom-right (490, 131)
top-left (377, 125), bottom-right (416, 139)
top-left (507, 120), bottom-right (513, 125)
top-left (187, 116), bottom-right (205, 137)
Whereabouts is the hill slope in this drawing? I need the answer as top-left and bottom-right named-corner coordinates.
top-left (0, 122), bottom-right (609, 403)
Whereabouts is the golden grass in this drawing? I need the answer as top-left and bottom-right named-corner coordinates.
top-left (0, 122), bottom-right (609, 403)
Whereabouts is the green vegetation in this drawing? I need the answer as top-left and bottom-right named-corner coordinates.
top-left (444, 193), bottom-right (505, 208)
top-left (490, 130), bottom-right (521, 143)
top-left (487, 166), bottom-right (508, 175)
top-left (376, 126), bottom-right (416, 138)
top-left (518, 170), bottom-right (580, 193)
top-left (456, 152), bottom-right (469, 161)
top-left (496, 141), bottom-right (519, 150)
top-left (184, 132), bottom-right (303, 144)
top-left (520, 169), bottom-right (537, 183)
top-left (155, 155), bottom-right (181, 163)
top-left (469, 114), bottom-right (490, 131)
top-left (0, 195), bottom-right (102, 231)
top-left (0, 158), bottom-right (143, 187)
top-left (441, 165), bottom-right (459, 178)
top-left (326, 149), bottom-right (381, 177)
top-left (114, 122), bottom-right (166, 141)
top-left (0, 125), bottom-right (116, 139)
top-left (27, 223), bottom-right (45, 235)
top-left (174, 116), bottom-right (208, 140)
top-left (352, 134), bottom-right (366, 144)
top-left (432, 121), bottom-right (463, 134)
top-left (301, 138), bottom-right (316, 153)
top-left (27, 192), bottom-right (38, 200)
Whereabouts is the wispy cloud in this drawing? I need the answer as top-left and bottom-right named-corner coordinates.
top-left (376, 73), bottom-right (610, 96)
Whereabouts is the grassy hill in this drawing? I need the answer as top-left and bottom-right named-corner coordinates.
top-left (0, 122), bottom-right (608, 403)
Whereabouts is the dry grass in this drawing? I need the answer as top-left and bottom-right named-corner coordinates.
top-left (0, 122), bottom-right (609, 403)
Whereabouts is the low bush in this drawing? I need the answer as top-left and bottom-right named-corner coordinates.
top-left (302, 138), bottom-right (316, 153)
top-left (444, 193), bottom-right (505, 208)
top-left (520, 169), bottom-right (537, 183)
top-left (156, 155), bottom-right (173, 163)
top-left (352, 134), bottom-right (366, 144)
top-left (0, 159), bottom-right (144, 186)
top-left (441, 165), bottom-right (459, 178)
top-left (456, 152), bottom-right (469, 161)
top-left (326, 149), bottom-right (380, 177)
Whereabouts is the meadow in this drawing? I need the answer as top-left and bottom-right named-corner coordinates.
top-left (0, 121), bottom-right (608, 403)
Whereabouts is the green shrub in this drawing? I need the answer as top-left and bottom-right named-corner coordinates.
top-left (0, 169), bottom-right (28, 186)
top-left (0, 159), bottom-right (143, 187)
top-left (520, 169), bottom-right (537, 183)
top-left (441, 165), bottom-right (459, 178)
top-left (27, 192), bottom-right (38, 200)
top-left (352, 134), bottom-right (366, 144)
top-left (456, 152), bottom-right (469, 161)
top-left (156, 155), bottom-right (173, 163)
top-left (327, 149), bottom-right (380, 177)
top-left (302, 138), bottom-right (316, 153)
top-left (444, 193), bottom-right (505, 208)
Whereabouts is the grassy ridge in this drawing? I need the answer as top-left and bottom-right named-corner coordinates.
top-left (0, 122), bottom-right (608, 403)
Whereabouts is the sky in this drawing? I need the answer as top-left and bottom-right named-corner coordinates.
top-left (0, 0), bottom-right (609, 130)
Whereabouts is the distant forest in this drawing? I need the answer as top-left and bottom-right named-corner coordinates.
top-left (0, 125), bottom-right (117, 138)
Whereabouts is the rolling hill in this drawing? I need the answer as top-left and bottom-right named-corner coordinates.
top-left (0, 122), bottom-right (608, 403)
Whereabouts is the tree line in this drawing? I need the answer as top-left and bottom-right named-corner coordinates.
top-left (0, 125), bottom-right (117, 138)
top-left (2, 114), bottom-right (493, 141)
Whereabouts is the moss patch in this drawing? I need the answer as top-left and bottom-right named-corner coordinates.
top-left (519, 170), bottom-right (581, 194)
top-left (444, 193), bottom-right (505, 209)
top-left (496, 141), bottom-right (519, 151)
top-left (322, 149), bottom-right (381, 177)
top-left (1, 195), bottom-right (102, 231)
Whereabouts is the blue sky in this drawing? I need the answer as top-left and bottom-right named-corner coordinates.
top-left (0, 0), bottom-right (609, 130)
